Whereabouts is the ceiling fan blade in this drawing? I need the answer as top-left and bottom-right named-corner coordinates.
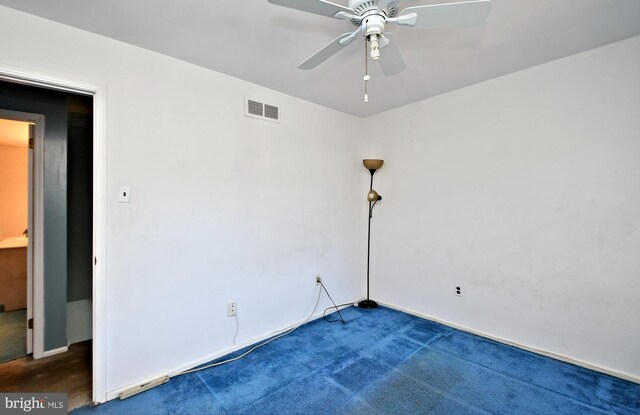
top-left (378, 34), bottom-right (390, 48)
top-left (298, 32), bottom-right (356, 70)
top-left (339, 27), bottom-right (362, 45)
top-left (378, 33), bottom-right (406, 76)
top-left (398, 0), bottom-right (491, 29)
top-left (268, 0), bottom-right (355, 19)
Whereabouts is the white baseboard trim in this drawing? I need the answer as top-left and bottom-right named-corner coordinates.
top-left (105, 302), bottom-right (358, 402)
top-left (378, 301), bottom-right (640, 384)
top-left (104, 298), bottom-right (638, 402)
top-left (41, 346), bottom-right (68, 358)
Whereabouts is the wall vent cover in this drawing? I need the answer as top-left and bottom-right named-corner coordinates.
top-left (264, 104), bottom-right (279, 120)
top-left (245, 97), bottom-right (280, 123)
top-left (247, 100), bottom-right (263, 117)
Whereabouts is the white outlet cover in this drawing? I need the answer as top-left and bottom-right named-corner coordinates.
top-left (227, 302), bottom-right (237, 317)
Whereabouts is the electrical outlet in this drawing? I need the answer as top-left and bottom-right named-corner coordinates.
top-left (228, 302), bottom-right (237, 317)
top-left (455, 286), bottom-right (462, 297)
top-left (315, 275), bottom-right (322, 285)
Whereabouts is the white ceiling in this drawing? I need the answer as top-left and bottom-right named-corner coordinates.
top-left (0, 119), bottom-right (29, 147)
top-left (1, 0), bottom-right (639, 117)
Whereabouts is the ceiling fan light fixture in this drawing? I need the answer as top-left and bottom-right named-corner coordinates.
top-left (369, 34), bottom-right (380, 60)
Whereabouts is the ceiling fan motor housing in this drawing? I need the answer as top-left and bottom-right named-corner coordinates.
top-left (363, 14), bottom-right (386, 36)
top-left (349, 0), bottom-right (398, 18)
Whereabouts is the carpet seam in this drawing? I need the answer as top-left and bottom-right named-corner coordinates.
top-left (228, 315), bottom-right (416, 414)
top-left (369, 364), bottom-right (497, 415)
top-left (422, 344), bottom-right (619, 415)
top-left (428, 334), bottom-right (638, 412)
top-left (194, 371), bottom-right (232, 414)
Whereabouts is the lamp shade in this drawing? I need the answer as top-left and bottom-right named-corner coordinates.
top-left (363, 159), bottom-right (384, 171)
top-left (367, 190), bottom-right (380, 202)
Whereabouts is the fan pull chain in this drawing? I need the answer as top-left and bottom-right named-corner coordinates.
top-left (364, 35), bottom-right (370, 102)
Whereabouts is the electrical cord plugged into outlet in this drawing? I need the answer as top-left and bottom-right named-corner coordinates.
top-left (177, 277), bottom-right (349, 378)
top-left (233, 314), bottom-right (239, 346)
top-left (319, 281), bottom-right (345, 325)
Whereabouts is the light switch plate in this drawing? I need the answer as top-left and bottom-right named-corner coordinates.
top-left (118, 186), bottom-right (131, 203)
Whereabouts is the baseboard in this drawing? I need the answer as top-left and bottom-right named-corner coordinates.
top-left (105, 302), bottom-right (358, 402)
top-left (104, 298), bottom-right (638, 402)
top-left (41, 346), bottom-right (68, 358)
top-left (378, 301), bottom-right (640, 384)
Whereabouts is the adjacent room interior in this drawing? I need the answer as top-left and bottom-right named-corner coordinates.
top-left (0, 1), bottom-right (638, 414)
top-left (0, 118), bottom-right (29, 364)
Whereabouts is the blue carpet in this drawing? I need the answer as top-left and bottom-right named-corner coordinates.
top-left (0, 309), bottom-right (26, 363)
top-left (72, 306), bottom-right (639, 414)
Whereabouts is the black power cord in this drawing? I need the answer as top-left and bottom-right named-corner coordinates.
top-left (323, 303), bottom-right (354, 324)
top-left (320, 282), bottom-right (347, 325)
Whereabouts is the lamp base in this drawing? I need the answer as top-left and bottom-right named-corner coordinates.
top-left (358, 299), bottom-right (378, 309)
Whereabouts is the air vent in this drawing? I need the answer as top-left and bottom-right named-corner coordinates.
top-left (245, 97), bottom-right (281, 123)
top-left (247, 100), bottom-right (263, 117)
top-left (264, 104), bottom-right (279, 120)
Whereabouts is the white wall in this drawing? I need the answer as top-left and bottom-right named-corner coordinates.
top-left (0, 6), bottom-right (364, 396)
top-left (365, 36), bottom-right (640, 379)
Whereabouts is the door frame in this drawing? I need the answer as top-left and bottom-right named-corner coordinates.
top-left (0, 109), bottom-right (44, 358)
top-left (0, 64), bottom-right (108, 404)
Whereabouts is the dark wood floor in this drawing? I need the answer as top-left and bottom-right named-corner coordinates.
top-left (0, 340), bottom-right (92, 411)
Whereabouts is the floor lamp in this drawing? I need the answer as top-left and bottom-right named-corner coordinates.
top-left (359, 159), bottom-right (383, 309)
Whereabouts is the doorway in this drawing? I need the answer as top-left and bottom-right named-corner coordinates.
top-left (0, 118), bottom-right (31, 364)
top-left (0, 77), bottom-right (102, 408)
top-left (0, 107), bottom-right (93, 403)
top-left (0, 66), bottom-right (107, 404)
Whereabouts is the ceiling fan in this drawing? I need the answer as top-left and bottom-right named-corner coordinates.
top-left (267, 0), bottom-right (492, 76)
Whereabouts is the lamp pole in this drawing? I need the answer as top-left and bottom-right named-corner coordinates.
top-left (359, 159), bottom-right (383, 309)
